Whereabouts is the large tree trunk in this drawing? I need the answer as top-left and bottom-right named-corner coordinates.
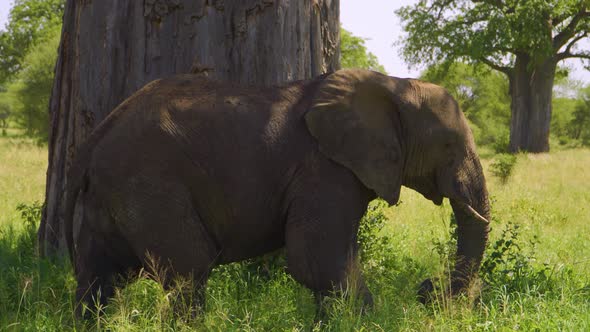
top-left (508, 55), bottom-right (556, 153)
top-left (39, 0), bottom-right (340, 256)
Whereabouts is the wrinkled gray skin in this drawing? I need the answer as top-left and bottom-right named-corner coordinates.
top-left (65, 69), bottom-right (490, 315)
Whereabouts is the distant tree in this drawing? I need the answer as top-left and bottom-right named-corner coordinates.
top-left (0, 101), bottom-right (9, 135)
top-left (397, 0), bottom-right (590, 152)
top-left (551, 96), bottom-right (579, 145)
top-left (6, 26), bottom-right (60, 138)
top-left (568, 85), bottom-right (590, 145)
top-left (0, 0), bottom-right (64, 84)
top-left (341, 28), bottom-right (386, 73)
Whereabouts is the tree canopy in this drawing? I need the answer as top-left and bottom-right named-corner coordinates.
top-left (4, 25), bottom-right (61, 138)
top-left (340, 28), bottom-right (386, 73)
top-left (0, 0), bottom-right (64, 84)
top-left (397, 0), bottom-right (590, 152)
top-left (397, 0), bottom-right (590, 72)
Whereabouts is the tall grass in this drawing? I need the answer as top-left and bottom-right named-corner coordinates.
top-left (1, 135), bottom-right (589, 331)
top-left (0, 131), bottom-right (47, 228)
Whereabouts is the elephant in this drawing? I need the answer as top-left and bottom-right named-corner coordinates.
top-left (64, 68), bottom-right (490, 315)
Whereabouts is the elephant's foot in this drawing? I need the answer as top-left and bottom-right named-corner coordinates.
top-left (417, 275), bottom-right (481, 304)
top-left (417, 278), bottom-right (436, 304)
top-left (164, 277), bottom-right (207, 319)
top-left (75, 278), bottom-right (115, 319)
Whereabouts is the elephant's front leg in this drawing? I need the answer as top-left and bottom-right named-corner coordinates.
top-left (286, 217), bottom-right (372, 314)
top-left (283, 177), bottom-right (374, 314)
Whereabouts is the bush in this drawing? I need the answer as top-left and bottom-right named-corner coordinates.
top-left (480, 221), bottom-right (563, 297)
top-left (568, 93), bottom-right (590, 145)
top-left (357, 199), bottom-right (396, 275)
top-left (19, 202), bottom-right (43, 239)
top-left (5, 26), bottom-right (61, 140)
top-left (551, 85), bottom-right (590, 147)
top-left (490, 153), bottom-right (517, 183)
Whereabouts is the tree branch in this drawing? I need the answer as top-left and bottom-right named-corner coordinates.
top-left (553, 9), bottom-right (590, 51)
top-left (478, 57), bottom-right (512, 75)
top-left (427, 0), bottom-right (455, 21)
top-left (562, 32), bottom-right (588, 54)
top-left (556, 51), bottom-right (590, 62)
top-left (472, 0), bottom-right (515, 14)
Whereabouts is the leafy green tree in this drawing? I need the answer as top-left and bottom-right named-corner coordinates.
top-left (341, 28), bottom-right (386, 73)
top-left (6, 26), bottom-right (60, 139)
top-left (551, 97), bottom-right (579, 145)
top-left (568, 85), bottom-right (590, 145)
top-left (0, 0), bottom-right (64, 84)
top-left (397, 0), bottom-right (590, 153)
top-left (0, 101), bottom-right (9, 135)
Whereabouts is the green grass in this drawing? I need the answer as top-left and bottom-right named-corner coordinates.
top-left (0, 129), bottom-right (47, 228)
top-left (1, 134), bottom-right (589, 331)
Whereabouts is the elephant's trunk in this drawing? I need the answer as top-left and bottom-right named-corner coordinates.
top-left (445, 150), bottom-right (491, 293)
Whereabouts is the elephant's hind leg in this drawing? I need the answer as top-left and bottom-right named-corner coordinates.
top-left (74, 198), bottom-right (141, 318)
top-left (118, 181), bottom-right (220, 313)
top-left (139, 214), bottom-right (219, 314)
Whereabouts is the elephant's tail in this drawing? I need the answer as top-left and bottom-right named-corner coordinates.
top-left (63, 150), bottom-right (90, 270)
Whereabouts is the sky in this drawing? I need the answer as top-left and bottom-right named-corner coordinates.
top-left (0, 0), bottom-right (587, 82)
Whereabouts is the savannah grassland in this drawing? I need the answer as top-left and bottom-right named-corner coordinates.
top-left (0, 132), bottom-right (589, 331)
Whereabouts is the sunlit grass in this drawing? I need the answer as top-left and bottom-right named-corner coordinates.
top-left (0, 129), bottom-right (47, 228)
top-left (1, 134), bottom-right (589, 331)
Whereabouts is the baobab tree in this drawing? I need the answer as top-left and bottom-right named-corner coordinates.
top-left (398, 0), bottom-right (590, 152)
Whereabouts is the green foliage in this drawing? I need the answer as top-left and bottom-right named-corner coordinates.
top-left (0, 100), bottom-right (9, 136)
top-left (551, 84), bottom-right (590, 147)
top-left (357, 199), bottom-right (397, 276)
top-left (15, 201), bottom-right (43, 252)
top-left (396, 0), bottom-right (590, 69)
top-left (489, 153), bottom-right (518, 183)
top-left (4, 25), bottom-right (61, 140)
top-left (340, 28), bottom-right (386, 73)
top-left (397, 1), bottom-right (589, 152)
top-left (480, 221), bottom-right (562, 296)
top-left (552, 97), bottom-right (579, 145)
top-left (421, 62), bottom-right (511, 151)
top-left (568, 85), bottom-right (590, 145)
top-left (0, 0), bottom-right (65, 84)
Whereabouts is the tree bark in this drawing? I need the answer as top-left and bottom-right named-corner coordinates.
top-left (39, 0), bottom-right (340, 256)
top-left (508, 55), bottom-right (556, 153)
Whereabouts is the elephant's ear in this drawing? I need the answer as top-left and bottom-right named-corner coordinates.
top-left (305, 69), bottom-right (407, 205)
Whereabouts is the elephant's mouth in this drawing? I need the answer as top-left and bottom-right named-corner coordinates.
top-left (423, 172), bottom-right (444, 205)
top-left (404, 172), bottom-right (444, 206)
top-left (425, 191), bottom-right (444, 205)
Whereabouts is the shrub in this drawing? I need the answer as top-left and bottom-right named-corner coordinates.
top-left (357, 199), bottom-right (395, 275)
top-left (480, 221), bottom-right (563, 296)
top-left (15, 201), bottom-right (43, 253)
top-left (490, 153), bottom-right (517, 183)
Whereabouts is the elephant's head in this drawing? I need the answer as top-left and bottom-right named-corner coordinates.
top-left (305, 69), bottom-right (490, 299)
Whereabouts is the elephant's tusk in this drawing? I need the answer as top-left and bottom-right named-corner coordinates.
top-left (454, 200), bottom-right (489, 224)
